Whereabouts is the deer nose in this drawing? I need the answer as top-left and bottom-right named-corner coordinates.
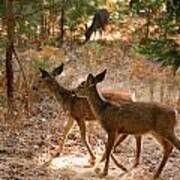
top-left (32, 86), bottom-right (38, 91)
top-left (73, 88), bottom-right (79, 95)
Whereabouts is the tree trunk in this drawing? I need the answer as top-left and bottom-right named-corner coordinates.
top-left (145, 9), bottom-right (151, 39)
top-left (5, 0), bottom-right (15, 117)
top-left (60, 1), bottom-right (65, 44)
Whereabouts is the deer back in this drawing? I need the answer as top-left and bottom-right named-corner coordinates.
top-left (85, 8), bottom-right (109, 42)
top-left (70, 88), bottom-right (134, 122)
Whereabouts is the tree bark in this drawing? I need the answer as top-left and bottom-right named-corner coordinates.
top-left (5, 0), bottom-right (15, 116)
top-left (60, 0), bottom-right (65, 44)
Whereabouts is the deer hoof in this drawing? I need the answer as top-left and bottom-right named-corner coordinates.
top-left (133, 161), bottom-right (139, 168)
top-left (98, 171), bottom-right (108, 178)
top-left (94, 167), bottom-right (101, 174)
top-left (88, 157), bottom-right (96, 167)
top-left (83, 157), bottom-right (96, 168)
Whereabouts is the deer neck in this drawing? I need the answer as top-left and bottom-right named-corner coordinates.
top-left (47, 79), bottom-right (72, 104)
top-left (86, 85), bottom-right (106, 118)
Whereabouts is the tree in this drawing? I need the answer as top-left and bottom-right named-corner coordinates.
top-left (5, 0), bottom-right (15, 117)
top-left (132, 0), bottom-right (180, 76)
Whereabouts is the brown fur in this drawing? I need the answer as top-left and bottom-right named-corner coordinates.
top-left (75, 71), bottom-right (180, 178)
top-left (36, 65), bottom-right (138, 168)
top-left (85, 9), bottom-right (109, 42)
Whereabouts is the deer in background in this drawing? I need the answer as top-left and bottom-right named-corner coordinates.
top-left (84, 8), bottom-right (109, 43)
top-left (129, 0), bottom-right (140, 9)
top-left (75, 69), bottom-right (180, 178)
top-left (34, 64), bottom-right (140, 169)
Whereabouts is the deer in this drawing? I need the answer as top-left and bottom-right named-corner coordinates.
top-left (74, 69), bottom-right (180, 178)
top-left (84, 8), bottom-right (109, 43)
top-left (129, 0), bottom-right (139, 9)
top-left (34, 64), bottom-right (141, 168)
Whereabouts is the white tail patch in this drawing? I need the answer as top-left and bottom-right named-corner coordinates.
top-left (131, 91), bottom-right (136, 102)
top-left (174, 108), bottom-right (178, 116)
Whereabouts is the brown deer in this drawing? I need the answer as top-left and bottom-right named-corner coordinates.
top-left (74, 69), bottom-right (180, 178)
top-left (84, 8), bottom-right (109, 43)
top-left (34, 64), bottom-right (140, 168)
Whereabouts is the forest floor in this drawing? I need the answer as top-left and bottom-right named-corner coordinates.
top-left (1, 18), bottom-right (180, 180)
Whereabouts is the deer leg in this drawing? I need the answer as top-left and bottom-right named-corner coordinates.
top-left (99, 132), bottom-right (116, 178)
top-left (153, 133), bottom-right (173, 178)
top-left (113, 134), bottom-right (128, 152)
top-left (100, 148), bottom-right (106, 162)
top-left (92, 30), bottom-right (96, 41)
top-left (110, 153), bottom-right (128, 172)
top-left (100, 141), bottom-right (127, 172)
top-left (164, 131), bottom-right (180, 151)
top-left (55, 116), bottom-right (75, 157)
top-left (134, 135), bottom-right (141, 167)
top-left (77, 120), bottom-right (96, 166)
top-left (101, 132), bottom-right (122, 161)
top-left (113, 134), bottom-right (141, 167)
top-left (42, 117), bottom-right (74, 166)
top-left (99, 29), bottom-right (103, 40)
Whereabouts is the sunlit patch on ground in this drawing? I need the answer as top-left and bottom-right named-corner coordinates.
top-left (48, 153), bottom-right (159, 180)
top-left (50, 154), bottom-right (90, 169)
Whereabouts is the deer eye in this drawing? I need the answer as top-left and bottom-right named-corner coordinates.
top-left (38, 79), bottom-right (42, 84)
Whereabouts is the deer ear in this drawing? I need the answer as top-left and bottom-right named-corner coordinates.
top-left (85, 23), bottom-right (88, 31)
top-left (51, 63), bottom-right (64, 77)
top-left (95, 69), bottom-right (107, 83)
top-left (87, 73), bottom-right (95, 84)
top-left (39, 68), bottom-right (49, 78)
